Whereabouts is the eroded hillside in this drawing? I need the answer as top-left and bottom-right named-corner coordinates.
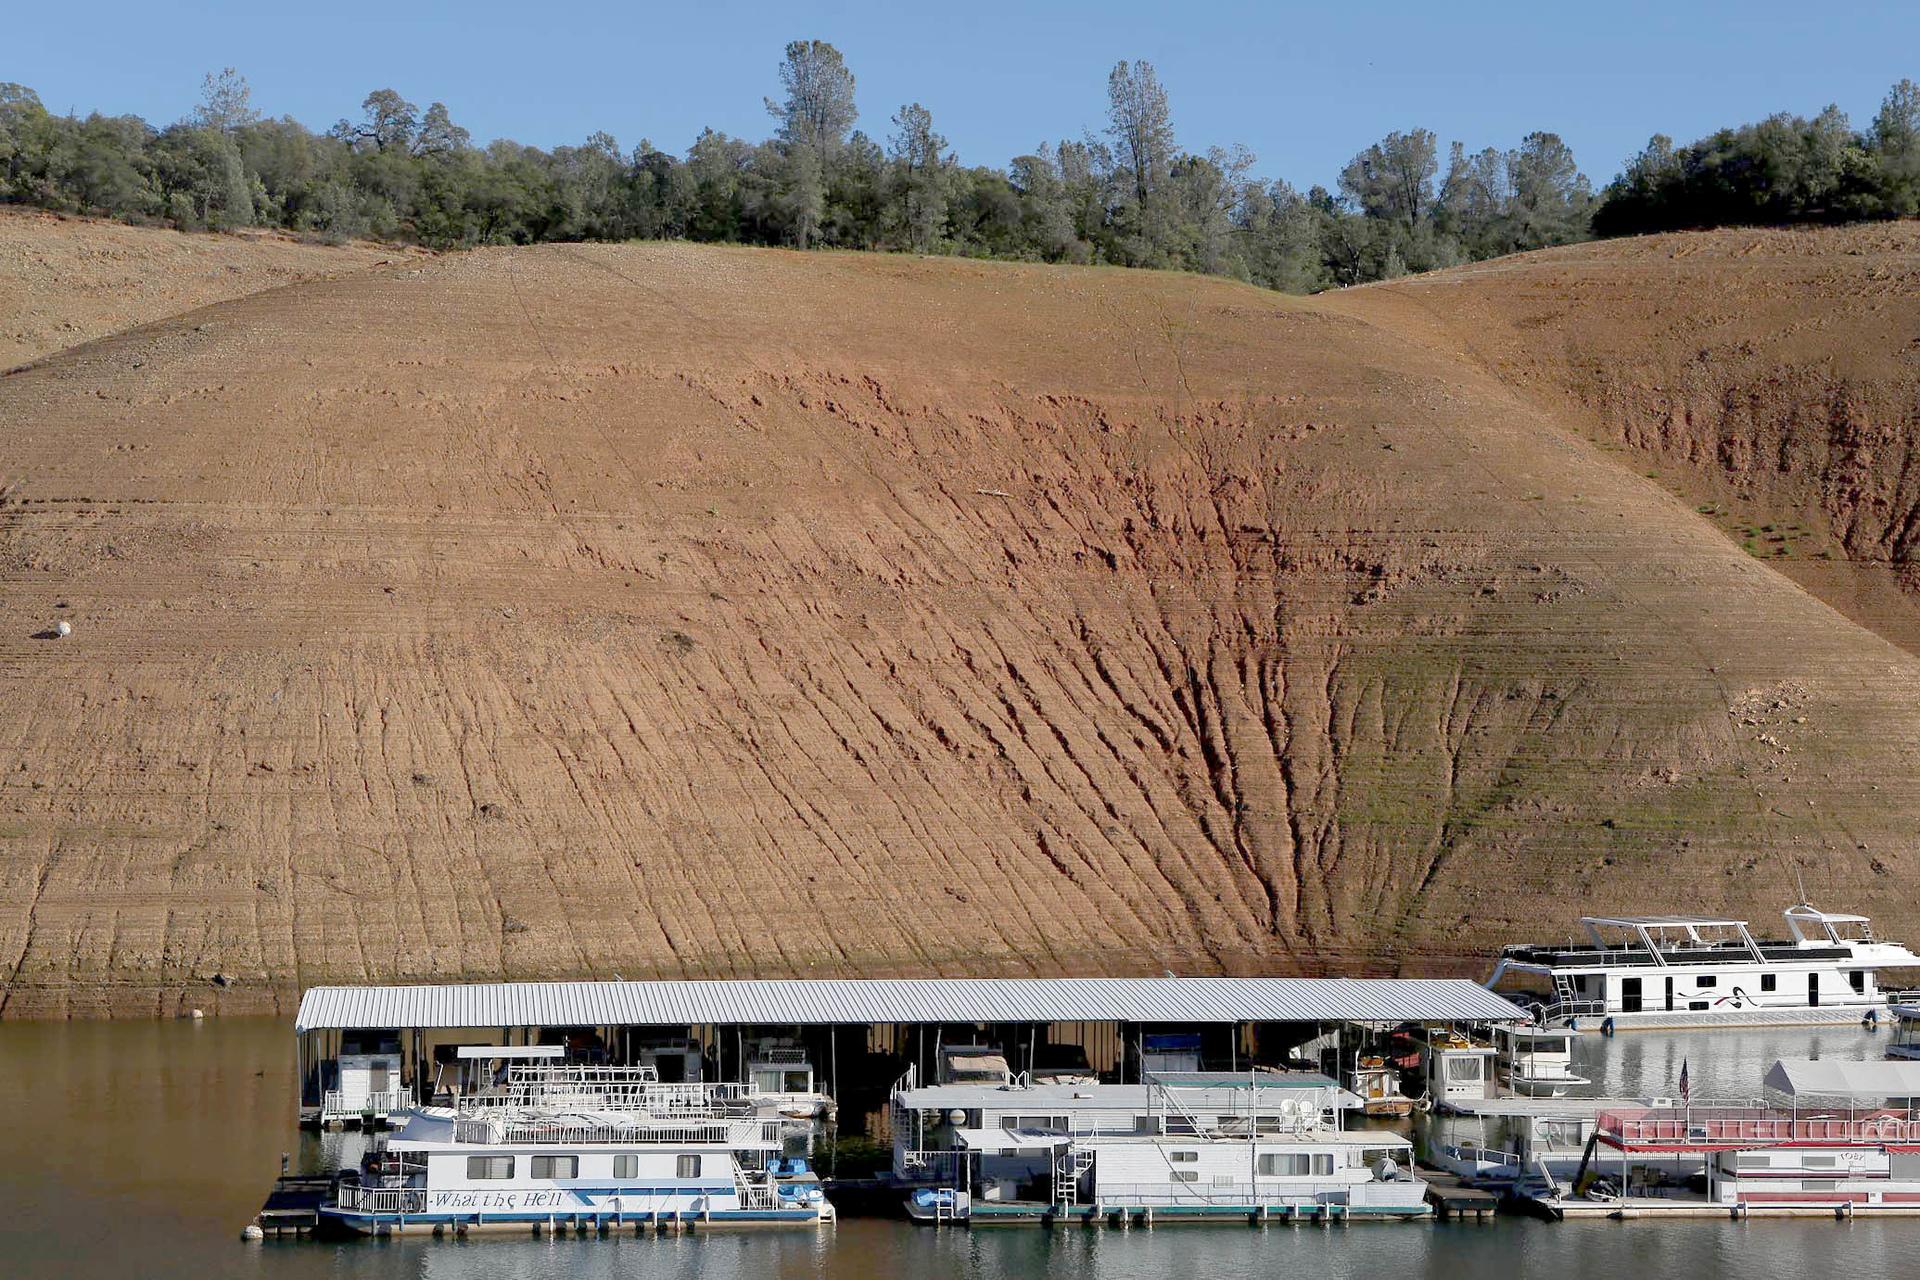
top-left (1341, 225), bottom-right (1920, 653)
top-left (2, 223), bottom-right (1918, 1016)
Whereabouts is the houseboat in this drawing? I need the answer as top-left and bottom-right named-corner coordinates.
top-left (1424, 1097), bottom-right (1604, 1185)
top-left (1551, 1058), bottom-right (1920, 1217)
top-left (1486, 905), bottom-right (1919, 1030)
top-left (1887, 1003), bottom-right (1920, 1061)
top-left (890, 1070), bottom-right (1427, 1224)
top-left (1345, 1054), bottom-right (1415, 1117)
top-left (742, 1038), bottom-right (834, 1121)
top-left (317, 1063), bottom-right (831, 1235)
top-left (1419, 1032), bottom-right (1499, 1106)
top-left (1492, 1025), bottom-right (1589, 1097)
top-left (317, 1029), bottom-right (409, 1127)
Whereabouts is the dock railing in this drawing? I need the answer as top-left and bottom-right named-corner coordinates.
top-left (1597, 1106), bottom-right (1920, 1149)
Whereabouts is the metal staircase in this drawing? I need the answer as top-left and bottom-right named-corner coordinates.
top-left (733, 1165), bottom-right (779, 1211)
top-left (1055, 1142), bottom-right (1094, 1213)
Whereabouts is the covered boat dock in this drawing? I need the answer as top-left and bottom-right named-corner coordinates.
top-left (291, 975), bottom-right (1527, 1129)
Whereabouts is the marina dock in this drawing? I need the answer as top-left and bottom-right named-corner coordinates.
top-left (1418, 1172), bottom-right (1500, 1221)
top-left (253, 1174), bottom-right (331, 1237)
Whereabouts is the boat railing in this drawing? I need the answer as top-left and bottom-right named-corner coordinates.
top-left (748, 1046), bottom-right (810, 1065)
top-left (453, 1113), bottom-right (781, 1146)
top-left (1598, 1106), bottom-right (1920, 1148)
top-left (321, 1087), bottom-right (412, 1118)
top-left (1440, 1142), bottom-right (1524, 1171)
top-left (460, 1066), bottom-right (751, 1117)
top-left (732, 1165), bottom-right (781, 1210)
top-left (334, 1184), bottom-right (427, 1214)
top-left (1533, 997), bottom-right (1606, 1022)
top-left (897, 1148), bottom-right (972, 1187)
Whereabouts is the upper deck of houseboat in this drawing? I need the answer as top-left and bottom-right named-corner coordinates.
top-left (1496, 908), bottom-right (1914, 974)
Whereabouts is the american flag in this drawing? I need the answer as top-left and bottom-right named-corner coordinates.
top-left (1679, 1058), bottom-right (1691, 1106)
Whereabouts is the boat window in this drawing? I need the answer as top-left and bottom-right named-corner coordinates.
top-left (467, 1156), bottom-right (514, 1180)
top-left (1850, 971), bottom-right (1866, 993)
top-left (1170, 1170), bottom-right (1199, 1183)
top-left (531, 1156), bottom-right (577, 1179)
top-left (1804, 1155), bottom-right (1836, 1168)
top-left (1446, 1056), bottom-right (1483, 1082)
top-left (1259, 1153), bottom-right (1311, 1177)
top-left (1002, 1115), bottom-right (1069, 1132)
top-left (1761, 973), bottom-right (1777, 992)
top-left (1168, 1150), bottom-right (1199, 1163)
top-left (677, 1155), bottom-right (701, 1179)
top-left (1736, 1154), bottom-right (1770, 1168)
top-left (784, 1070), bottom-right (812, 1092)
top-left (753, 1070), bottom-right (786, 1093)
top-left (1697, 975), bottom-right (1716, 988)
top-left (614, 1155), bottom-right (639, 1179)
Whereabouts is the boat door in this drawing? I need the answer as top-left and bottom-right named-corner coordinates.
top-left (1665, 977), bottom-right (1674, 1012)
top-left (1621, 976), bottom-right (1642, 1013)
top-left (1808, 973), bottom-right (1820, 1007)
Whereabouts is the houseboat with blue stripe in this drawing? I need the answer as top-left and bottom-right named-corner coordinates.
top-left (318, 1063), bottom-right (830, 1235)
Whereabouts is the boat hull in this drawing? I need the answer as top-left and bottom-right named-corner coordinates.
top-left (1559, 1003), bottom-right (1886, 1032)
top-left (320, 1204), bottom-right (826, 1236)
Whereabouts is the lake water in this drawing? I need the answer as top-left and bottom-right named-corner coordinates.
top-left (2, 1016), bottom-right (1910, 1279)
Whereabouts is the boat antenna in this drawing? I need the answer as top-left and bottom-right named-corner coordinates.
top-left (1794, 864), bottom-right (1809, 908)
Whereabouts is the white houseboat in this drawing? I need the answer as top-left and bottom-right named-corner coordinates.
top-left (1492, 1025), bottom-right (1589, 1097)
top-left (889, 1070), bottom-right (1427, 1224)
top-left (1886, 1003), bottom-right (1920, 1061)
top-left (1486, 906), bottom-right (1919, 1030)
top-left (318, 1063), bottom-right (831, 1235)
top-left (1551, 1058), bottom-right (1920, 1217)
top-left (1419, 1032), bottom-right (1499, 1106)
top-left (319, 1029), bottom-right (409, 1127)
top-left (742, 1038), bottom-right (835, 1121)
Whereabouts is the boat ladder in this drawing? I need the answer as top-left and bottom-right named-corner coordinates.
top-left (1056, 1143), bottom-right (1094, 1213)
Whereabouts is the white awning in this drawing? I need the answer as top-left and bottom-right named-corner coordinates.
top-left (1762, 1058), bottom-right (1920, 1099)
top-left (954, 1128), bottom-right (1070, 1152)
top-left (455, 1044), bottom-right (564, 1060)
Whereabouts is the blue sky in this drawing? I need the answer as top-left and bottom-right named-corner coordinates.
top-left (10, 1), bottom-right (1918, 188)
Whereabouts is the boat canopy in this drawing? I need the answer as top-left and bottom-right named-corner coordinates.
top-left (455, 1044), bottom-right (564, 1059)
top-left (1582, 915), bottom-right (1748, 929)
top-left (1762, 1058), bottom-right (1920, 1100)
top-left (953, 1127), bottom-right (1070, 1152)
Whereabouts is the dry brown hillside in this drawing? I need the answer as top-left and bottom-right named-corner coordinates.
top-left (1340, 225), bottom-right (1920, 653)
top-left (0, 208), bottom-right (397, 370)
top-left (3, 219), bottom-right (1918, 1017)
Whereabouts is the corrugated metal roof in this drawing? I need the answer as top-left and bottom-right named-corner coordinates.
top-left (294, 977), bottom-right (1524, 1032)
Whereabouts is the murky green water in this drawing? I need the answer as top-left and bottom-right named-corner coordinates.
top-left (2, 1016), bottom-right (1910, 1278)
